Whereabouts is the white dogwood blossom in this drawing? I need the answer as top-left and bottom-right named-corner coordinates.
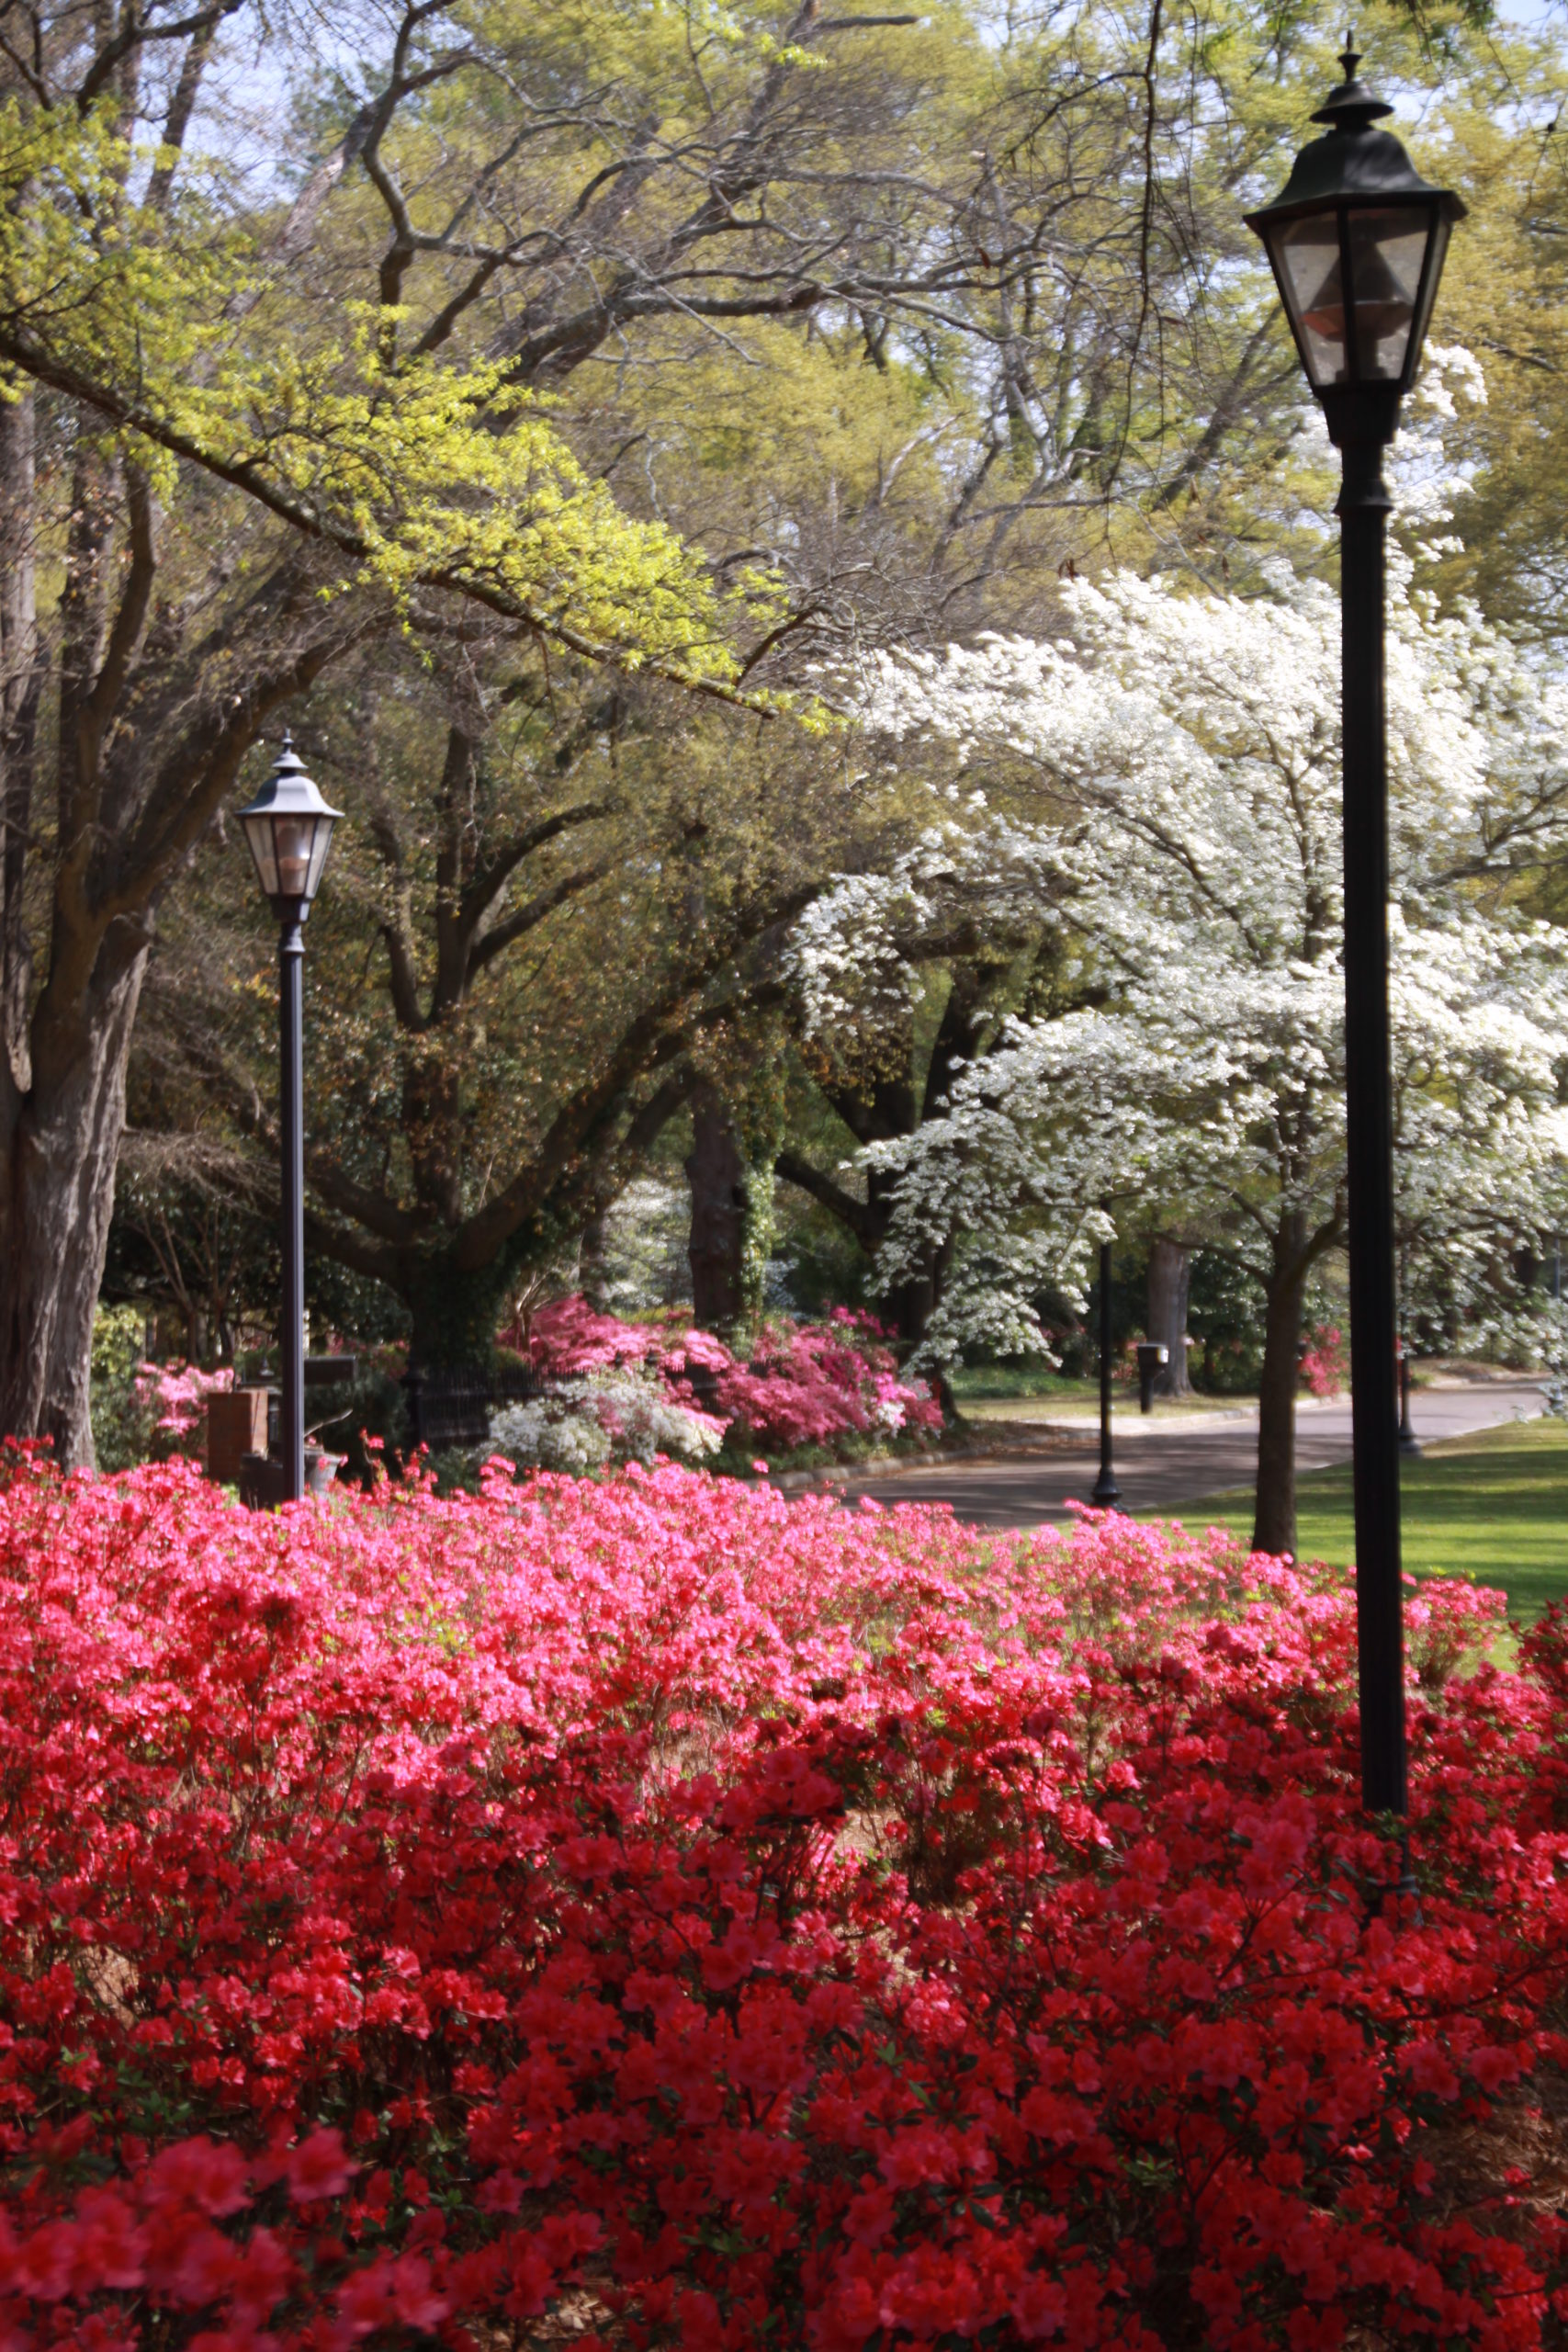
top-left (787, 821), bottom-right (1089, 1036)
top-left (489, 1367), bottom-right (724, 1474)
top-left (831, 561), bottom-right (1568, 1373)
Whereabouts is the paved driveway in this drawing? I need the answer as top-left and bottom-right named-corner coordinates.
top-left (832, 1383), bottom-right (1550, 1531)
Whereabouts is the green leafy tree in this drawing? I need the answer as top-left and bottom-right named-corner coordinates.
top-left (0, 0), bottom-right (1506, 1445)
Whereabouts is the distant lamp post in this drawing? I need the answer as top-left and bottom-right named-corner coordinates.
top-left (1397, 1339), bottom-right (1422, 1458)
top-left (238, 734), bottom-right (342, 1503)
top-left (1091, 1239), bottom-right (1122, 1507)
top-left (1247, 40), bottom-right (1463, 1818)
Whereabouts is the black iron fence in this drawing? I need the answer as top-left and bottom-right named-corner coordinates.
top-left (401, 1361), bottom-right (547, 1453)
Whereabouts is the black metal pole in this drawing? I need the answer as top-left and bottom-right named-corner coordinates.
top-left (279, 906), bottom-right (306, 1504)
top-left (1091, 1238), bottom-right (1121, 1506)
top-left (1338, 433), bottom-right (1406, 1818)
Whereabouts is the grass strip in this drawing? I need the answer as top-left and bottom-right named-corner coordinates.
top-left (1163, 1414), bottom-right (1568, 1622)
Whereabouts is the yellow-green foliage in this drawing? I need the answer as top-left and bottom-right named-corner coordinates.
top-left (669, 322), bottom-right (953, 505)
top-left (1413, 31), bottom-right (1568, 644)
top-left (196, 315), bottom-right (742, 668)
top-left (0, 103), bottom-right (750, 682)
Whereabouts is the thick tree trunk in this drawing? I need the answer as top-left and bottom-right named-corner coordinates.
top-left (400, 1251), bottom-right (520, 1371)
top-left (0, 960), bottom-right (147, 1467)
top-left (862, 1166), bottom-right (946, 1349)
top-left (1146, 1238), bottom-right (1192, 1398)
top-left (1252, 1210), bottom-right (1309, 1558)
top-left (685, 1082), bottom-right (747, 1331)
top-left (579, 1210), bottom-right (611, 1311)
top-left (886, 1272), bottom-right (934, 1346)
top-left (0, 390), bottom-right (39, 1095)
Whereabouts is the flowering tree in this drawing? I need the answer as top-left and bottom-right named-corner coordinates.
top-left (852, 554), bottom-right (1568, 1553)
top-left (783, 821), bottom-right (1098, 1349)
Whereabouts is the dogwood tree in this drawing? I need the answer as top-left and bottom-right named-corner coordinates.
top-left (829, 560), bottom-right (1568, 1555)
top-left (779, 820), bottom-right (1100, 1347)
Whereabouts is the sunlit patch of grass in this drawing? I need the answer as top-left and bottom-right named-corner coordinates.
top-left (1165, 1416), bottom-right (1568, 1623)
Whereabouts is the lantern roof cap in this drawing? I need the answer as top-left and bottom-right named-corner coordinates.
top-left (1311, 39), bottom-right (1393, 130)
top-left (1245, 37), bottom-right (1466, 228)
top-left (237, 731), bottom-right (344, 824)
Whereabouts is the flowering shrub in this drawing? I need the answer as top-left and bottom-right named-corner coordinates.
top-left (513, 1295), bottom-right (666, 1374)
top-left (137, 1357), bottom-right (235, 1443)
top-left (701, 1307), bottom-right (944, 1451)
top-left (490, 1365), bottom-right (725, 1473)
top-left (2, 1450), bottom-right (1568, 2346)
top-left (522, 1295), bottom-right (943, 1457)
top-left (1299, 1324), bottom-right (1347, 1398)
top-left (91, 1307), bottom-right (236, 1469)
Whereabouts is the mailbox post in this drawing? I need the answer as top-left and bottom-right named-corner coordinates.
top-left (1135, 1342), bottom-right (1169, 1416)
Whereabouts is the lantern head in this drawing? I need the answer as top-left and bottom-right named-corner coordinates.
top-left (238, 735), bottom-right (343, 914)
top-left (1245, 41), bottom-right (1464, 444)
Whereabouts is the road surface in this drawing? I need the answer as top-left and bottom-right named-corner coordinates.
top-left (832, 1382), bottom-right (1550, 1530)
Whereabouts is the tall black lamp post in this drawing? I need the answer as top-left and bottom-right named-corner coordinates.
top-left (1246, 43), bottom-right (1463, 1817)
top-left (238, 736), bottom-right (342, 1503)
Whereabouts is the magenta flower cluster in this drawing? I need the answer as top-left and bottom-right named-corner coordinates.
top-left (133, 1361), bottom-right (235, 1440)
top-left (522, 1299), bottom-right (944, 1452)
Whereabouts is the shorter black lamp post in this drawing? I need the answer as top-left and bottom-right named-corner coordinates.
top-left (238, 735), bottom-right (342, 1503)
top-left (1246, 39), bottom-right (1463, 1819)
top-left (1091, 1239), bottom-right (1122, 1507)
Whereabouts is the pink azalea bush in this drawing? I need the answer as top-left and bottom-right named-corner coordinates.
top-left (2, 1446), bottom-right (1568, 2347)
top-left (1299, 1326), bottom-right (1347, 1399)
top-left (519, 1298), bottom-right (943, 1456)
top-left (91, 1305), bottom-right (239, 1471)
top-left (136, 1358), bottom-right (235, 1444)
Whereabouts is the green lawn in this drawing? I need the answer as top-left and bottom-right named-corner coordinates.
top-left (952, 1365), bottom-right (1257, 1419)
top-left (963, 1391), bottom-right (1247, 1424)
top-left (1168, 1415), bottom-right (1568, 1622)
top-left (949, 1364), bottom-right (1102, 1405)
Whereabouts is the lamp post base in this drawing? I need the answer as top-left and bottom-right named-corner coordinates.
top-left (1090, 1469), bottom-right (1122, 1507)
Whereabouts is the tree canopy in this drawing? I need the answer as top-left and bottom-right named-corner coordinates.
top-left (1, 0), bottom-right (1565, 1463)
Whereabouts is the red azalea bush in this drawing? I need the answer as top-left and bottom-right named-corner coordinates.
top-left (519, 1297), bottom-right (943, 1454)
top-left (2, 1447), bottom-right (1568, 2349)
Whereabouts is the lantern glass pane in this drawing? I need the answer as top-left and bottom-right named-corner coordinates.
top-left (1272, 214), bottom-right (1346, 387)
top-left (1345, 206), bottom-right (1430, 381)
top-left (1406, 209), bottom-right (1450, 379)
top-left (242, 811), bottom-right (279, 898)
top-left (273, 815), bottom-right (317, 899)
top-left (304, 813), bottom-right (336, 900)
